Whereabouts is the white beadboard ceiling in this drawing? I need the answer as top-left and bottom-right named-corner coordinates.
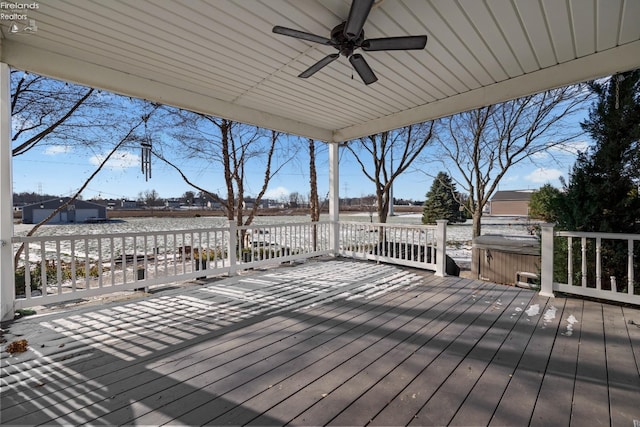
top-left (1, 0), bottom-right (639, 142)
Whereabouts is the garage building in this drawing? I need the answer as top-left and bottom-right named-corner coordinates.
top-left (489, 190), bottom-right (534, 216)
top-left (22, 198), bottom-right (107, 224)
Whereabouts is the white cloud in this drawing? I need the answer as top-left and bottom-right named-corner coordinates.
top-left (264, 186), bottom-right (290, 199)
top-left (530, 151), bottom-right (548, 160)
top-left (89, 151), bottom-right (139, 169)
top-left (552, 140), bottom-right (591, 155)
top-left (44, 145), bottom-right (72, 155)
top-left (525, 168), bottom-right (563, 184)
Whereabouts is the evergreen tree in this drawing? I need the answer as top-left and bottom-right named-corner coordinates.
top-left (528, 184), bottom-right (562, 222)
top-left (557, 70), bottom-right (640, 233)
top-left (551, 70), bottom-right (640, 291)
top-left (422, 172), bottom-right (463, 224)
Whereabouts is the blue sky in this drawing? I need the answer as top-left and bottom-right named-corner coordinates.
top-left (11, 71), bottom-right (591, 202)
top-left (12, 132), bottom-right (589, 203)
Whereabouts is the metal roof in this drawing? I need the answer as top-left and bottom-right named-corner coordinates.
top-left (491, 190), bottom-right (535, 201)
top-left (1, 0), bottom-right (639, 142)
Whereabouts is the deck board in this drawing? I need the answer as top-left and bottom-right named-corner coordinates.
top-left (528, 296), bottom-right (577, 427)
top-left (367, 283), bottom-right (510, 426)
top-left (570, 300), bottom-right (610, 427)
top-left (603, 304), bottom-right (640, 426)
top-left (180, 275), bottom-right (460, 426)
top-left (289, 278), bottom-right (479, 426)
top-left (218, 279), bottom-right (463, 426)
top-left (488, 295), bottom-right (562, 426)
top-left (1, 258), bottom-right (639, 426)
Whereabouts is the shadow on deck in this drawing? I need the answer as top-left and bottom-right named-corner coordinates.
top-left (1, 258), bottom-right (639, 426)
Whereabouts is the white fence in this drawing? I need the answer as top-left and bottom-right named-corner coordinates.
top-left (540, 224), bottom-right (640, 305)
top-left (13, 219), bottom-right (637, 313)
top-left (8, 220), bottom-right (444, 311)
top-left (339, 221), bottom-right (446, 273)
top-left (11, 221), bottom-right (336, 309)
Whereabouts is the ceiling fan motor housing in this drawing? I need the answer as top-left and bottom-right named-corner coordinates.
top-left (331, 22), bottom-right (364, 57)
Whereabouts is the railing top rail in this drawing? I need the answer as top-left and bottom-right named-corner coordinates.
top-left (340, 221), bottom-right (437, 230)
top-left (555, 230), bottom-right (640, 240)
top-left (236, 220), bottom-right (332, 231)
top-left (12, 226), bottom-right (230, 243)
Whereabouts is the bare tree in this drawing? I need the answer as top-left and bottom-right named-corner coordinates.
top-left (138, 189), bottom-right (161, 208)
top-left (431, 85), bottom-right (589, 240)
top-left (11, 70), bottom-right (119, 156)
top-left (159, 113), bottom-right (297, 228)
top-left (14, 113), bottom-right (154, 266)
top-left (345, 123), bottom-right (435, 223)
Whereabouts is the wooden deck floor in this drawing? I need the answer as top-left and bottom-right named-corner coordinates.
top-left (1, 258), bottom-right (639, 426)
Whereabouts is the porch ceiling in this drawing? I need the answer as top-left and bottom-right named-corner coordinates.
top-left (1, 0), bottom-right (639, 142)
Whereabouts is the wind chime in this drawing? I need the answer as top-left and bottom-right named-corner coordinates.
top-left (141, 115), bottom-right (152, 181)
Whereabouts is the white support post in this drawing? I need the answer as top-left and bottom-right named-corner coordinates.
top-left (540, 223), bottom-right (555, 298)
top-left (435, 220), bottom-right (448, 277)
top-left (329, 142), bottom-right (340, 256)
top-left (0, 63), bottom-right (15, 321)
top-left (227, 220), bottom-right (238, 276)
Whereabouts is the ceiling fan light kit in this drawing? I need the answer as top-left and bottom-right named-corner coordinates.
top-left (273, 0), bottom-right (427, 85)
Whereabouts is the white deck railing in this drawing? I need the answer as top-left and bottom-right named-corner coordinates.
top-left (339, 220), bottom-right (447, 274)
top-left (540, 224), bottom-right (640, 305)
top-left (233, 221), bottom-right (333, 270)
top-left (11, 221), bottom-right (336, 309)
top-left (9, 220), bottom-right (445, 311)
top-left (12, 226), bottom-right (231, 308)
top-left (9, 220), bottom-right (639, 313)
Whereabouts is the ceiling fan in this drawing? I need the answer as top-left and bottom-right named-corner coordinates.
top-left (273, 0), bottom-right (427, 85)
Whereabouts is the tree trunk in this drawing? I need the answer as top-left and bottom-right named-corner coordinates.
top-left (309, 139), bottom-right (320, 251)
top-left (376, 188), bottom-right (388, 224)
top-left (470, 209), bottom-right (483, 277)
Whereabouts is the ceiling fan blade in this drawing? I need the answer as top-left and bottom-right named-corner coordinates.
top-left (299, 54), bottom-right (340, 78)
top-left (362, 35), bottom-right (428, 51)
top-left (349, 54), bottom-right (377, 85)
top-left (344, 0), bottom-right (375, 40)
top-left (273, 26), bottom-right (333, 45)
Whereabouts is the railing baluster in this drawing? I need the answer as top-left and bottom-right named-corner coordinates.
top-left (56, 240), bottom-right (62, 294)
top-left (568, 236), bottom-right (573, 286)
top-left (629, 239), bottom-right (634, 295)
top-left (110, 237), bottom-right (115, 287)
top-left (71, 238), bottom-right (77, 291)
top-left (154, 234), bottom-right (159, 277)
top-left (121, 236), bottom-right (127, 284)
top-left (24, 244), bottom-right (31, 299)
top-left (595, 237), bottom-right (601, 290)
top-left (40, 240), bottom-right (47, 291)
top-left (97, 238), bottom-right (103, 288)
top-left (144, 234), bottom-right (149, 282)
top-left (581, 237), bottom-right (587, 288)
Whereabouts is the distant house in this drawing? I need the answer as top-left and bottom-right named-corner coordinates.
top-left (22, 197), bottom-right (108, 224)
top-left (489, 190), bottom-right (534, 216)
top-left (120, 200), bottom-right (138, 209)
top-left (165, 199), bottom-right (181, 210)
